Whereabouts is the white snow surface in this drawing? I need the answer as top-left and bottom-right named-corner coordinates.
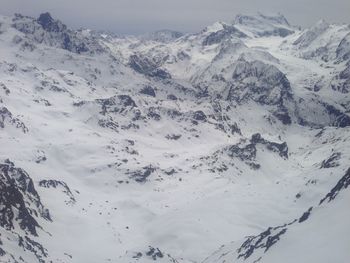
top-left (0, 12), bottom-right (349, 263)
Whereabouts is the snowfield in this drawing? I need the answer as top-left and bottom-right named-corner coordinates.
top-left (0, 12), bottom-right (349, 263)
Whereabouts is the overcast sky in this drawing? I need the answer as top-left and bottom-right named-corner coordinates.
top-left (1, 0), bottom-right (349, 34)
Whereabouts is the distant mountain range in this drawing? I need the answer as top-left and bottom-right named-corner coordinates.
top-left (0, 11), bottom-right (349, 263)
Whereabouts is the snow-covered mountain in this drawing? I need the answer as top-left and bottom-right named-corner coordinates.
top-left (0, 11), bottom-right (349, 263)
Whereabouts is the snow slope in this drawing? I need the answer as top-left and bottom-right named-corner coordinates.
top-left (0, 12), bottom-right (349, 263)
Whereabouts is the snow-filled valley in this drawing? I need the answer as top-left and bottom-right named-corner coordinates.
top-left (0, 12), bottom-right (349, 263)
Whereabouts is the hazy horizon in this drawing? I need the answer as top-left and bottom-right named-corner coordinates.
top-left (1, 0), bottom-right (350, 34)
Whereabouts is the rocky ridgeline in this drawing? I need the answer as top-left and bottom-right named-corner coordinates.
top-left (203, 167), bottom-right (350, 263)
top-left (12, 12), bottom-right (105, 54)
top-left (0, 160), bottom-right (51, 262)
top-left (0, 107), bottom-right (28, 133)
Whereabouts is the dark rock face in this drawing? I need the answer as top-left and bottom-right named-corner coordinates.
top-left (35, 156), bottom-right (47, 164)
top-left (163, 168), bottom-right (177, 175)
top-left (0, 83), bottom-right (10, 95)
top-left (0, 161), bottom-right (52, 262)
top-left (237, 225), bottom-right (288, 260)
top-left (273, 107), bottom-right (292, 125)
top-left (220, 134), bottom-right (288, 171)
top-left (336, 33), bottom-right (350, 61)
top-left (297, 97), bottom-right (350, 128)
top-left (62, 33), bottom-right (89, 54)
top-left (37, 12), bottom-right (65, 33)
top-left (202, 24), bottom-right (247, 46)
top-left (177, 51), bottom-right (190, 61)
top-left (332, 63), bottom-right (350, 94)
top-left (228, 143), bottom-right (257, 162)
top-left (12, 13), bottom-right (103, 54)
top-left (0, 107), bottom-right (28, 133)
top-left (227, 60), bottom-right (292, 108)
top-left (0, 246), bottom-right (5, 257)
top-left (319, 168), bottom-right (350, 204)
top-left (131, 247), bottom-right (178, 262)
top-left (298, 207), bottom-right (313, 223)
top-left (228, 133), bottom-right (288, 166)
top-left (293, 20), bottom-right (329, 49)
top-left (192, 110), bottom-right (207, 121)
top-left (320, 152), bottom-right (341, 168)
top-left (166, 109), bottom-right (183, 119)
top-left (145, 246), bottom-right (164, 260)
top-left (210, 101), bottom-right (242, 135)
top-left (18, 235), bottom-right (48, 263)
top-left (147, 107), bottom-right (161, 121)
top-left (260, 27), bottom-right (294, 37)
top-left (0, 160), bottom-right (51, 237)
top-left (251, 133), bottom-right (288, 159)
top-left (323, 103), bottom-right (350, 128)
top-left (213, 133), bottom-right (288, 171)
top-left (167, 94), bottom-right (177, 100)
top-left (165, 134), bottom-right (182, 140)
top-left (339, 64), bottom-right (350, 80)
top-left (228, 123), bottom-right (242, 135)
top-left (97, 95), bottom-right (137, 115)
top-left (128, 165), bottom-right (157, 183)
top-left (39, 180), bottom-right (76, 204)
top-left (132, 252), bottom-right (143, 259)
top-left (118, 95), bottom-right (137, 107)
top-left (140, 86), bottom-right (156, 97)
top-left (129, 54), bottom-right (171, 79)
top-left (98, 118), bottom-right (119, 132)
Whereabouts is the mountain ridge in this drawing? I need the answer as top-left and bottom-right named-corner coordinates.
top-left (0, 11), bottom-right (349, 263)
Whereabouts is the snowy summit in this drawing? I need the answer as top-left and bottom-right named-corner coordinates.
top-left (0, 11), bottom-right (350, 263)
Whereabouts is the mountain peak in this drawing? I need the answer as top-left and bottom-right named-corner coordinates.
top-left (203, 21), bottom-right (227, 33)
top-left (233, 12), bottom-right (294, 37)
top-left (37, 12), bottom-right (66, 32)
top-left (38, 12), bottom-right (53, 24)
top-left (257, 12), bottom-right (290, 26)
top-left (293, 19), bottom-right (330, 48)
top-left (234, 12), bottom-right (290, 27)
